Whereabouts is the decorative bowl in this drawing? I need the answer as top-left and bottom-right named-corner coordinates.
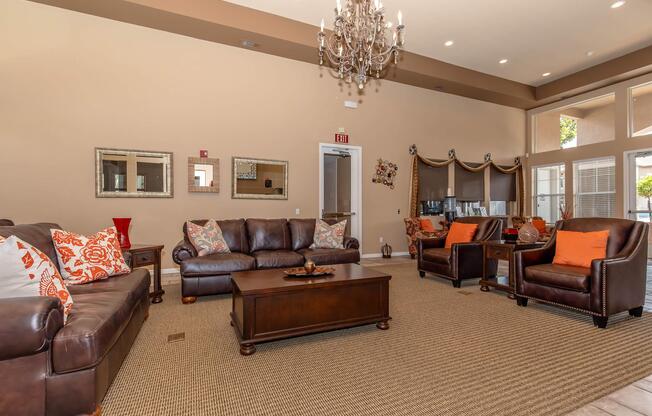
top-left (283, 266), bottom-right (335, 278)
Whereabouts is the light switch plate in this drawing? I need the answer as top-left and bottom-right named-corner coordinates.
top-left (344, 100), bottom-right (358, 109)
top-left (295, 208), bottom-right (301, 215)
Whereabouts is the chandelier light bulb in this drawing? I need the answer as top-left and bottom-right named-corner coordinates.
top-left (397, 10), bottom-right (402, 25)
top-left (320, 18), bottom-right (324, 32)
top-left (336, 0), bottom-right (342, 14)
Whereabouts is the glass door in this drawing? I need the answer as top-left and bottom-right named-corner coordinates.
top-left (626, 151), bottom-right (652, 257)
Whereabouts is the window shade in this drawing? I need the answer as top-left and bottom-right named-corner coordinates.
top-left (490, 166), bottom-right (516, 202)
top-left (455, 162), bottom-right (484, 202)
top-left (417, 159), bottom-right (448, 202)
top-left (573, 158), bottom-right (615, 218)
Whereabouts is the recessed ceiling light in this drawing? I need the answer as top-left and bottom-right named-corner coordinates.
top-left (586, 51), bottom-right (594, 57)
top-left (611, 1), bottom-right (625, 8)
top-left (499, 59), bottom-right (508, 64)
top-left (241, 40), bottom-right (257, 48)
top-left (444, 40), bottom-right (454, 47)
top-left (542, 72), bottom-right (551, 77)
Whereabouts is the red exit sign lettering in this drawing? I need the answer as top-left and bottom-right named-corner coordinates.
top-left (335, 133), bottom-right (349, 143)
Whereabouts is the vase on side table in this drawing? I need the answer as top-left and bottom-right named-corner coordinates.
top-left (112, 217), bottom-right (132, 249)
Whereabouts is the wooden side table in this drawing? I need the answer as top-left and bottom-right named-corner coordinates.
top-left (123, 244), bottom-right (165, 303)
top-left (480, 241), bottom-right (544, 299)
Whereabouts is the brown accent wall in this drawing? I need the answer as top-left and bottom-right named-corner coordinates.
top-left (0, 0), bottom-right (525, 268)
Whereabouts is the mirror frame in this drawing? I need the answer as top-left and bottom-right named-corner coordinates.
top-left (188, 157), bottom-right (220, 193)
top-left (232, 156), bottom-right (288, 200)
top-left (95, 147), bottom-right (174, 198)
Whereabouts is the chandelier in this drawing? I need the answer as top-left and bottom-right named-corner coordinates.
top-left (318, 0), bottom-right (405, 90)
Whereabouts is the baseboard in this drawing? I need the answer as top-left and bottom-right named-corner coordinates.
top-left (361, 252), bottom-right (410, 259)
top-left (162, 268), bottom-right (180, 275)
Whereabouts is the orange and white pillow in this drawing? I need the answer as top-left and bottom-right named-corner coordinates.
top-left (0, 235), bottom-right (74, 323)
top-left (51, 226), bottom-right (131, 285)
top-left (186, 219), bottom-right (231, 256)
top-left (310, 219), bottom-right (347, 249)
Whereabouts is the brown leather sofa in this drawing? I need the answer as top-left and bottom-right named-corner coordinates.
top-left (417, 216), bottom-right (501, 287)
top-left (0, 223), bottom-right (150, 415)
top-left (514, 218), bottom-right (648, 328)
top-left (172, 218), bottom-right (360, 303)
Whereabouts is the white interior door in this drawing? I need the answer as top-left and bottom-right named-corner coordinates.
top-left (319, 143), bottom-right (362, 248)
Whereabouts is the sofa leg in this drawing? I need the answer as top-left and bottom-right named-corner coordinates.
top-left (419, 271), bottom-right (425, 278)
top-left (452, 280), bottom-right (461, 288)
top-left (182, 296), bottom-right (197, 305)
top-left (629, 306), bottom-right (644, 317)
top-left (410, 253), bottom-right (416, 259)
top-left (516, 296), bottom-right (528, 307)
top-left (593, 316), bottom-right (608, 328)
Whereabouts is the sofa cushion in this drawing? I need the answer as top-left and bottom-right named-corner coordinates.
top-left (67, 268), bottom-right (150, 311)
top-left (0, 223), bottom-right (61, 270)
top-left (422, 248), bottom-right (451, 264)
top-left (524, 263), bottom-right (591, 292)
top-left (180, 253), bottom-right (255, 277)
top-left (52, 291), bottom-right (133, 373)
top-left (298, 248), bottom-right (360, 265)
top-left (289, 218), bottom-right (316, 251)
top-left (184, 219), bottom-right (249, 253)
top-left (253, 250), bottom-right (304, 269)
top-left (247, 219), bottom-right (291, 252)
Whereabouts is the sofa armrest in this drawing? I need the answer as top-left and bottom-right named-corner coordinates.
top-left (514, 245), bottom-right (556, 293)
top-left (418, 237), bottom-right (446, 251)
top-left (343, 236), bottom-right (359, 250)
top-left (172, 240), bottom-right (197, 265)
top-left (0, 296), bottom-right (63, 361)
top-left (451, 242), bottom-right (484, 278)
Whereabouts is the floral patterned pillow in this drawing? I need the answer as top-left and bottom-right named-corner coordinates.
top-left (310, 219), bottom-right (347, 249)
top-left (50, 226), bottom-right (131, 285)
top-left (0, 235), bottom-right (74, 323)
top-left (186, 219), bottom-right (231, 256)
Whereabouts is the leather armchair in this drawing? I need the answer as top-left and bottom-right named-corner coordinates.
top-left (514, 218), bottom-right (648, 328)
top-left (417, 216), bottom-right (501, 287)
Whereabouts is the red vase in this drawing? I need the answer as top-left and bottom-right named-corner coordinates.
top-left (112, 217), bottom-right (132, 249)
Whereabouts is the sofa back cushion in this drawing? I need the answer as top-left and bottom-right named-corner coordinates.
top-left (289, 218), bottom-right (317, 251)
top-left (184, 219), bottom-right (249, 253)
top-left (557, 218), bottom-right (635, 257)
top-left (0, 223), bottom-right (61, 270)
top-left (246, 219), bottom-right (291, 252)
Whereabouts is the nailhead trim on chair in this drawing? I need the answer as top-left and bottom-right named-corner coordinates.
top-left (521, 294), bottom-right (601, 316)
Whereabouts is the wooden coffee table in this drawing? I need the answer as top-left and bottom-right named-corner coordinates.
top-left (230, 263), bottom-right (391, 356)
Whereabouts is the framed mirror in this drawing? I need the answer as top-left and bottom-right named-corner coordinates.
top-left (95, 148), bottom-right (173, 198)
top-left (188, 157), bottom-right (219, 193)
top-left (232, 157), bottom-right (288, 200)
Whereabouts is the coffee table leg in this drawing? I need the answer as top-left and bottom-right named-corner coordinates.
top-left (240, 343), bottom-right (256, 356)
top-left (376, 320), bottom-right (389, 330)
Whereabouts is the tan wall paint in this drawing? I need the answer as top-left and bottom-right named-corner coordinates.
top-left (525, 72), bottom-right (652, 221)
top-left (633, 90), bottom-right (652, 135)
top-left (0, 0), bottom-right (525, 268)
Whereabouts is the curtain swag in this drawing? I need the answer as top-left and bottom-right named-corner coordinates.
top-left (408, 146), bottom-right (524, 218)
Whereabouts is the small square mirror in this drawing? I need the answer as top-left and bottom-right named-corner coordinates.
top-left (188, 157), bottom-right (219, 193)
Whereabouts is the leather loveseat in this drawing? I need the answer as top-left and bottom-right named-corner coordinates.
top-left (514, 218), bottom-right (648, 328)
top-left (417, 216), bottom-right (502, 287)
top-left (0, 223), bottom-right (150, 416)
top-left (172, 218), bottom-right (360, 303)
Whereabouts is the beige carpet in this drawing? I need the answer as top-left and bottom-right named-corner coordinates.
top-left (102, 263), bottom-right (652, 416)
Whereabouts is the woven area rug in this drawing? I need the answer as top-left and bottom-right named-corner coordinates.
top-left (102, 263), bottom-right (652, 415)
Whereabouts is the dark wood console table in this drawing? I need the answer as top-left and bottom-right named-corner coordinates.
top-left (480, 240), bottom-right (544, 299)
top-left (123, 244), bottom-right (164, 303)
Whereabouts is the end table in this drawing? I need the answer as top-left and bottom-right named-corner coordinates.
top-left (123, 244), bottom-right (165, 303)
top-left (480, 240), bottom-right (544, 299)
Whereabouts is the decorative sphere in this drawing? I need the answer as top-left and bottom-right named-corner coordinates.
top-left (518, 223), bottom-right (540, 243)
top-left (304, 260), bottom-right (316, 274)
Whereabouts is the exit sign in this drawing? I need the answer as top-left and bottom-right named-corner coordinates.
top-left (335, 133), bottom-right (349, 143)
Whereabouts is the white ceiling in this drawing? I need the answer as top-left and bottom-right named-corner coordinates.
top-left (226, 0), bottom-right (652, 86)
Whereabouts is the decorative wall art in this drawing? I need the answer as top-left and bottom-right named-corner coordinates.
top-left (372, 159), bottom-right (398, 189)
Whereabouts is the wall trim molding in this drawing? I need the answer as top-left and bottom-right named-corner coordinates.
top-left (361, 252), bottom-right (410, 259)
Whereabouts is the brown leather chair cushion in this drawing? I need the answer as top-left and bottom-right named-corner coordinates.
top-left (0, 223), bottom-right (61, 270)
top-left (298, 248), bottom-right (360, 265)
top-left (184, 219), bottom-right (249, 253)
top-left (52, 291), bottom-right (133, 374)
top-left (524, 263), bottom-right (591, 292)
top-left (67, 269), bottom-right (150, 311)
top-left (422, 248), bottom-right (451, 264)
top-left (253, 250), bottom-right (304, 269)
top-left (247, 219), bottom-right (292, 252)
top-left (289, 218), bottom-right (316, 251)
top-left (180, 253), bottom-right (255, 277)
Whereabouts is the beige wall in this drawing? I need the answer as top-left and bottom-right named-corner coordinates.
top-left (0, 0), bottom-right (525, 268)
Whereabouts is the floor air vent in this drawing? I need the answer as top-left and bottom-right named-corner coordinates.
top-left (167, 332), bottom-right (185, 343)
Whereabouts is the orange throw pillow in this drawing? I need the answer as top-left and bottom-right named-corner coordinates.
top-left (445, 222), bottom-right (478, 248)
top-left (420, 218), bottom-right (436, 233)
top-left (532, 219), bottom-right (546, 234)
top-left (553, 230), bottom-right (609, 268)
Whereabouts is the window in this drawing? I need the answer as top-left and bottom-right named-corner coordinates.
top-left (533, 94), bottom-right (615, 153)
top-left (573, 158), bottom-right (615, 218)
top-left (532, 164), bottom-right (565, 224)
top-left (631, 82), bottom-right (652, 138)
